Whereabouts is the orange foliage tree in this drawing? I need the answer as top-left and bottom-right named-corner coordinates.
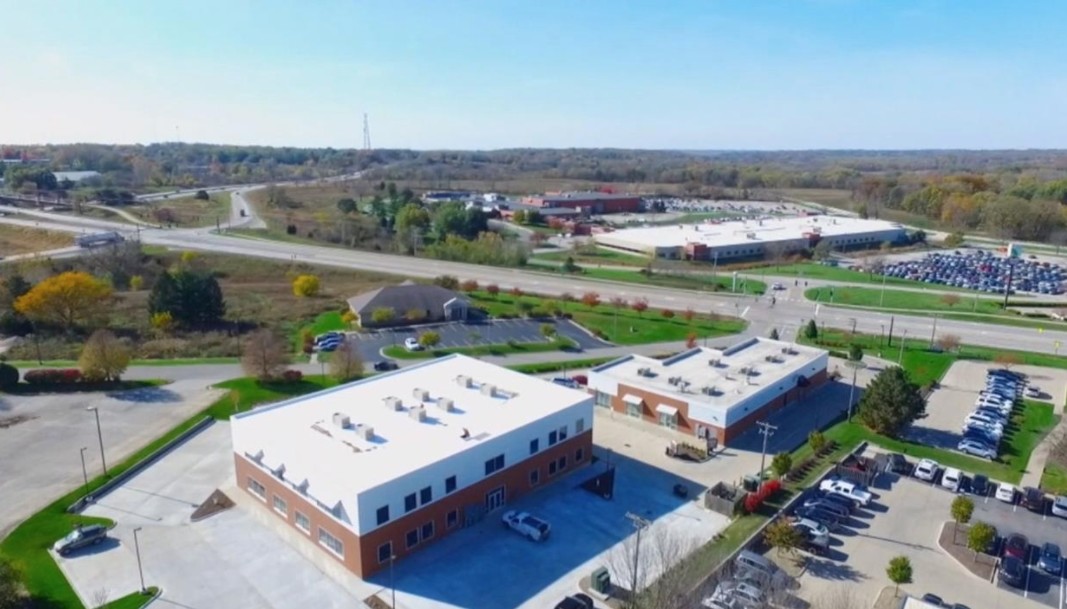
top-left (14, 271), bottom-right (112, 331)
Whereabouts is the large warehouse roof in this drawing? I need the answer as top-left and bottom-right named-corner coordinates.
top-left (594, 215), bottom-right (903, 250)
top-left (231, 355), bottom-right (589, 509)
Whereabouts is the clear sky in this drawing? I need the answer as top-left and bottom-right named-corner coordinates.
top-left (1, 0), bottom-right (1064, 150)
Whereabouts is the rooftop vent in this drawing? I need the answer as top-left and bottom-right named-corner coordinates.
top-left (739, 366), bottom-right (750, 374)
top-left (409, 405), bottom-right (427, 422)
top-left (437, 397), bottom-right (455, 412)
top-left (413, 387), bottom-right (429, 401)
top-left (701, 385), bottom-right (720, 396)
top-left (354, 423), bottom-right (374, 441)
top-left (637, 367), bottom-right (655, 377)
top-left (668, 376), bottom-right (680, 385)
top-left (456, 375), bottom-right (472, 388)
top-left (332, 413), bottom-right (351, 429)
top-left (383, 396), bottom-right (403, 411)
top-left (708, 358), bottom-right (720, 367)
top-left (481, 383), bottom-right (496, 397)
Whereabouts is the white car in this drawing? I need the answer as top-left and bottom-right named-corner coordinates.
top-left (501, 510), bottom-right (551, 541)
top-left (404, 337), bottom-right (423, 351)
top-left (940, 467), bottom-right (962, 492)
top-left (964, 414), bottom-right (1004, 430)
top-left (707, 581), bottom-right (764, 609)
top-left (1052, 496), bottom-right (1067, 518)
top-left (792, 517), bottom-right (830, 540)
top-left (914, 459), bottom-right (940, 482)
top-left (996, 483), bottom-right (1017, 504)
top-left (957, 439), bottom-right (998, 460)
top-left (818, 479), bottom-right (873, 506)
top-left (1025, 386), bottom-right (1042, 398)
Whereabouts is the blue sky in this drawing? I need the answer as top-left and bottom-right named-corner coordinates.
top-left (1, 0), bottom-right (1064, 149)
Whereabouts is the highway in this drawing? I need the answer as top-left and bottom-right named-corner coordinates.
top-left (3, 201), bottom-right (1067, 356)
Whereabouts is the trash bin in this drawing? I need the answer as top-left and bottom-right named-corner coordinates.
top-left (742, 475), bottom-right (759, 493)
top-left (591, 567), bottom-right (611, 594)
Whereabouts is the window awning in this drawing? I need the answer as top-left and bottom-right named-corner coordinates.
top-left (656, 404), bottom-right (678, 417)
top-left (622, 394), bottom-right (644, 405)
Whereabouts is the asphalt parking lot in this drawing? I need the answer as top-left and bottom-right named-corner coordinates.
top-left (347, 318), bottom-right (609, 361)
top-left (0, 378), bottom-right (223, 536)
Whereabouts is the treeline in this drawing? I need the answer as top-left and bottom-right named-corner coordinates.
top-left (853, 174), bottom-right (1067, 241)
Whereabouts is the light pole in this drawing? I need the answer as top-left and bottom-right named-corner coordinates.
top-left (898, 329), bottom-right (908, 365)
top-left (133, 527), bottom-right (146, 593)
top-left (624, 512), bottom-right (651, 600)
top-left (929, 314), bottom-right (939, 348)
top-left (879, 271), bottom-right (888, 307)
top-left (86, 407), bottom-right (107, 476)
top-left (79, 447), bottom-right (89, 498)
top-left (845, 360), bottom-right (867, 422)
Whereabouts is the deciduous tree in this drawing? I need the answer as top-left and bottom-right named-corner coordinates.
top-left (808, 430), bottom-right (827, 455)
top-left (763, 519), bottom-right (802, 556)
top-left (370, 307), bottom-right (396, 326)
top-left (292, 274), bottom-right (320, 297)
top-left (148, 271), bottom-right (225, 328)
top-left (660, 308), bottom-right (675, 319)
top-left (940, 293), bottom-right (961, 308)
top-left (0, 558), bottom-right (20, 609)
top-left (329, 340), bottom-right (363, 382)
top-left (419, 331), bottom-right (441, 349)
top-left (336, 198), bottom-right (357, 215)
top-left (241, 330), bottom-right (289, 382)
top-left (581, 292), bottom-right (601, 308)
top-left (857, 367), bottom-right (926, 438)
top-left (967, 522), bottom-right (996, 561)
top-left (78, 329), bottom-right (131, 382)
top-left (631, 298), bottom-right (649, 317)
top-left (460, 279), bottom-right (479, 293)
top-left (539, 323), bottom-right (557, 340)
top-left (405, 308), bottom-right (427, 323)
top-left (771, 453), bottom-right (792, 478)
top-left (936, 334), bottom-right (961, 353)
top-left (951, 496), bottom-right (974, 532)
top-left (14, 271), bottom-right (112, 331)
top-left (994, 353), bottom-right (1021, 370)
top-left (486, 284), bottom-right (500, 299)
top-left (886, 555), bottom-right (912, 595)
top-left (848, 343), bottom-right (863, 361)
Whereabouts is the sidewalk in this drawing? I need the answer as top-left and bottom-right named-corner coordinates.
top-left (1019, 385), bottom-right (1067, 489)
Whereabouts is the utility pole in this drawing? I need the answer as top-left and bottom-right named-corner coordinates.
top-left (87, 406), bottom-right (107, 476)
top-left (756, 421), bottom-right (778, 481)
top-left (845, 361), bottom-right (867, 422)
top-left (879, 271), bottom-right (888, 308)
top-left (898, 329), bottom-right (908, 365)
top-left (887, 316), bottom-right (895, 347)
top-left (1003, 261), bottom-right (1014, 308)
top-left (79, 447), bottom-right (89, 498)
top-left (624, 512), bottom-right (651, 603)
top-left (929, 314), bottom-right (939, 348)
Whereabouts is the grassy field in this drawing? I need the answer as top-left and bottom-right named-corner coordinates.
top-left (0, 223), bottom-right (74, 255)
top-left (573, 267), bottom-right (767, 295)
top-left (534, 246), bottom-right (648, 267)
top-left (383, 337), bottom-right (575, 360)
top-left (469, 291), bottom-right (746, 345)
top-left (806, 286), bottom-right (1012, 315)
top-left (103, 589), bottom-right (159, 609)
top-left (755, 262), bottom-right (973, 292)
top-left (126, 192), bottom-right (231, 228)
top-left (1042, 464), bottom-right (1067, 495)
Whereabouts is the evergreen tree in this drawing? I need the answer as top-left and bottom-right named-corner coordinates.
top-left (804, 319), bottom-right (818, 339)
top-left (857, 367), bottom-right (926, 438)
top-left (149, 271), bottom-right (226, 328)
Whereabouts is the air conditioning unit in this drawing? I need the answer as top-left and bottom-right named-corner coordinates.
top-left (456, 375), bottom-right (472, 388)
top-left (383, 396), bottom-right (402, 411)
top-left (481, 383), bottom-right (496, 397)
top-left (409, 406), bottom-right (427, 422)
top-left (354, 424), bottom-right (374, 441)
top-left (702, 386), bottom-right (719, 396)
top-left (331, 413), bottom-right (350, 429)
top-left (437, 397), bottom-right (455, 412)
top-left (708, 358), bottom-right (720, 367)
top-left (413, 388), bottom-right (429, 401)
top-left (739, 366), bottom-right (750, 374)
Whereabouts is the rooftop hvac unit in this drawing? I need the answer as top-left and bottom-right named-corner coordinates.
top-left (739, 366), bottom-right (750, 374)
top-left (413, 388), bottom-right (429, 401)
top-left (437, 397), bottom-right (455, 412)
top-left (637, 367), bottom-right (651, 377)
top-left (409, 406), bottom-right (427, 422)
top-left (668, 376), bottom-right (680, 385)
top-left (383, 396), bottom-right (403, 411)
top-left (332, 413), bottom-right (351, 429)
top-left (354, 424), bottom-right (374, 441)
top-left (701, 386), bottom-right (719, 396)
top-left (456, 375), bottom-right (472, 388)
top-left (481, 383), bottom-right (496, 397)
top-left (678, 381), bottom-right (690, 392)
top-left (708, 358), bottom-right (720, 367)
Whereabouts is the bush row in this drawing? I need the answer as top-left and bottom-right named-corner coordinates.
top-left (24, 368), bottom-right (83, 385)
top-left (742, 479), bottom-right (782, 514)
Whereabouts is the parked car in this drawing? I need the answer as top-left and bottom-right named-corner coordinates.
top-left (884, 453), bottom-right (909, 474)
top-left (791, 518), bottom-right (830, 541)
top-left (1025, 386), bottom-right (1042, 398)
top-left (555, 594), bottom-right (595, 609)
top-left (373, 360), bottom-right (399, 372)
top-left (795, 526), bottom-right (831, 556)
top-left (800, 496), bottom-right (852, 518)
top-left (914, 459), bottom-right (940, 482)
top-left (794, 505), bottom-right (842, 531)
top-left (996, 483), bottom-right (1017, 504)
top-left (314, 331), bottom-right (343, 345)
top-left (921, 594), bottom-right (944, 606)
top-left (1052, 495), bottom-right (1067, 518)
top-left (818, 479), bottom-right (872, 506)
top-left (551, 377), bottom-right (580, 389)
top-left (970, 474), bottom-right (990, 497)
top-left (1004, 533), bottom-right (1030, 560)
top-left (940, 467), bottom-right (963, 492)
top-left (501, 510), bottom-right (551, 541)
top-left (708, 580), bottom-right (765, 609)
top-left (1040, 542), bottom-right (1062, 574)
top-left (957, 439), bottom-right (997, 460)
top-left (998, 556), bottom-right (1027, 588)
top-left (53, 525), bottom-right (108, 556)
top-left (1021, 487), bottom-right (1047, 513)
top-left (812, 491), bottom-right (858, 512)
top-left (404, 337), bottom-right (423, 351)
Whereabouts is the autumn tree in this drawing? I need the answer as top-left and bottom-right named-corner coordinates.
top-left (951, 496), bottom-right (974, 533)
top-left (292, 274), bottom-right (320, 297)
top-left (329, 340), bottom-right (363, 382)
top-left (581, 292), bottom-right (601, 308)
top-left (370, 307), bottom-right (396, 326)
top-left (995, 352), bottom-right (1021, 370)
top-left (763, 519), bottom-right (802, 556)
top-left (14, 271), bottom-right (112, 331)
top-left (683, 307), bottom-right (695, 324)
top-left (509, 286), bottom-right (524, 298)
top-left (940, 293), bottom-right (961, 308)
top-left (433, 275), bottom-right (460, 290)
top-left (631, 298), bottom-right (649, 317)
top-left (241, 329), bottom-right (289, 381)
top-left (485, 284), bottom-right (500, 299)
top-left (660, 308), bottom-right (675, 319)
top-left (460, 279), bottom-right (479, 293)
top-left (419, 331), bottom-right (441, 349)
top-left (771, 452), bottom-right (792, 478)
top-left (405, 308), bottom-right (427, 323)
top-left (78, 329), bottom-right (131, 382)
top-left (610, 296), bottom-right (626, 311)
top-left (967, 522), bottom-right (996, 561)
top-left (808, 430), bottom-right (828, 455)
top-left (936, 334), bottom-right (961, 353)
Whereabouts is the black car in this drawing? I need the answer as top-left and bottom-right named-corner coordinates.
top-left (884, 453), bottom-right (909, 474)
top-left (814, 491), bottom-right (858, 512)
top-left (800, 497), bottom-right (850, 518)
top-left (794, 505), bottom-right (841, 531)
top-left (921, 593), bottom-right (943, 606)
top-left (796, 527), bottom-right (830, 556)
top-left (970, 474), bottom-right (990, 497)
top-left (1021, 487), bottom-right (1047, 513)
top-left (555, 593), bottom-right (594, 609)
top-left (999, 556), bottom-right (1027, 588)
top-left (373, 360), bottom-right (399, 372)
top-left (52, 524), bottom-right (107, 556)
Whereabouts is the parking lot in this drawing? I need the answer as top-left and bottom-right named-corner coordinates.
top-left (347, 318), bottom-right (610, 362)
top-left (0, 378), bottom-right (223, 537)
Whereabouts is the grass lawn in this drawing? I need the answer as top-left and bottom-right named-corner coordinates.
top-left (294, 310), bottom-right (349, 351)
top-left (567, 267), bottom-right (767, 295)
top-left (7, 357), bottom-right (240, 368)
top-left (103, 588), bottom-right (159, 609)
top-left (1041, 463), bottom-right (1067, 495)
top-left (469, 291), bottom-right (746, 345)
top-left (0, 223), bottom-right (74, 254)
top-left (805, 286), bottom-right (1025, 316)
top-left (207, 375), bottom-right (338, 419)
top-left (127, 192), bottom-right (231, 228)
top-left (383, 338), bottom-right (576, 360)
top-left (534, 246), bottom-right (648, 267)
top-left (757, 262), bottom-right (971, 292)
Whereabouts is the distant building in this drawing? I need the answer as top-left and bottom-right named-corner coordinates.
top-left (522, 192), bottom-right (642, 215)
top-left (231, 355), bottom-right (593, 577)
top-left (587, 338), bottom-right (828, 445)
top-left (54, 171), bottom-right (101, 184)
top-left (346, 281), bottom-right (469, 327)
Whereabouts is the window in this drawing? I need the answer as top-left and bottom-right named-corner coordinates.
top-left (447, 509), bottom-right (458, 529)
top-left (529, 438), bottom-right (539, 454)
top-left (247, 477), bottom-right (266, 500)
top-left (272, 495), bottom-right (288, 516)
top-left (558, 425), bottom-right (568, 441)
top-left (484, 454), bottom-right (505, 476)
top-left (420, 486), bottom-right (432, 505)
top-left (445, 476), bottom-right (457, 494)
top-left (378, 542), bottom-right (393, 564)
top-left (575, 448), bottom-right (585, 462)
top-left (548, 460), bottom-right (558, 475)
top-left (376, 505), bottom-right (390, 525)
top-left (595, 391), bottom-right (612, 408)
top-left (421, 521), bottom-right (435, 541)
top-left (576, 418), bottom-right (585, 434)
top-left (529, 468), bottom-right (540, 486)
top-left (626, 401), bottom-right (641, 418)
top-left (318, 528), bottom-right (344, 557)
top-left (406, 529), bottom-right (420, 549)
top-left (548, 430), bottom-right (558, 446)
top-left (404, 493), bottom-right (417, 512)
top-left (559, 456), bottom-right (568, 470)
top-left (295, 511), bottom-right (311, 533)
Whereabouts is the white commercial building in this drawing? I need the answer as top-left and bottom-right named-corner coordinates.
top-left (593, 215), bottom-right (907, 261)
top-left (587, 338), bottom-right (828, 444)
top-left (230, 354), bottom-right (594, 577)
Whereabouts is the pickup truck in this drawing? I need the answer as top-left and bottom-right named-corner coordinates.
top-left (502, 510), bottom-right (551, 541)
top-left (818, 479), bottom-right (873, 507)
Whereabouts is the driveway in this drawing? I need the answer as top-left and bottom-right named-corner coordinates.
top-left (0, 378), bottom-right (223, 537)
top-left (348, 318), bottom-right (609, 361)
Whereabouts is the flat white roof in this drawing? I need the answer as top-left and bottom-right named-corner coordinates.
top-left (591, 338), bottom-right (825, 413)
top-left (231, 355), bottom-right (590, 511)
top-left (594, 215), bottom-right (904, 250)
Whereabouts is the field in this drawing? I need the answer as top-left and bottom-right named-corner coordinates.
top-left (806, 286), bottom-right (1012, 315)
top-left (126, 192), bottom-right (231, 228)
top-left (533, 245), bottom-right (648, 267)
top-left (575, 267), bottom-right (767, 295)
top-left (0, 224), bottom-right (74, 255)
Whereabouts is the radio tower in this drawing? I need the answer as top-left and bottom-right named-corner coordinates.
top-left (362, 113), bottom-right (372, 151)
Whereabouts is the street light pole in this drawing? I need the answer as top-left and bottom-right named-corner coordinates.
top-left (87, 407), bottom-right (107, 476)
top-left (898, 329), bottom-right (908, 365)
top-left (624, 512), bottom-right (651, 601)
top-left (929, 314), bottom-right (939, 348)
top-left (879, 271), bottom-right (888, 307)
top-left (133, 527), bottom-right (146, 593)
top-left (79, 447), bottom-right (89, 498)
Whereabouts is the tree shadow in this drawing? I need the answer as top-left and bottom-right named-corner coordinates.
top-left (106, 386), bottom-right (182, 403)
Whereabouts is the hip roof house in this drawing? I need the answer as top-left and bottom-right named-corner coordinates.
top-left (347, 281), bottom-right (470, 328)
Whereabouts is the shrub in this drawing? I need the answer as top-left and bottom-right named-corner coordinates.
top-left (24, 368), bottom-right (83, 385)
top-left (0, 363), bottom-right (19, 390)
top-left (281, 369), bottom-right (304, 383)
top-left (292, 274), bottom-right (320, 297)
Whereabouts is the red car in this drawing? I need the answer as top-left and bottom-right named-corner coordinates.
top-left (1004, 533), bottom-right (1030, 560)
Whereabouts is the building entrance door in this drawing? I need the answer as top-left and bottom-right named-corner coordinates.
top-left (485, 486), bottom-right (506, 512)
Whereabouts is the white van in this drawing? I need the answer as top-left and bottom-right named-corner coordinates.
top-left (941, 467), bottom-right (962, 492)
